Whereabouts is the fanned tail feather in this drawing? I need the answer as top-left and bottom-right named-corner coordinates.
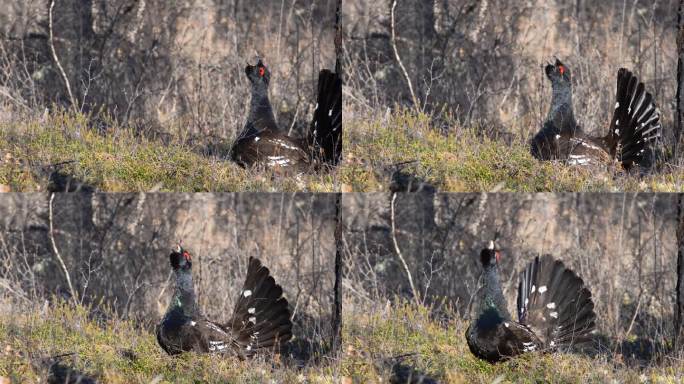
top-left (607, 68), bottom-right (662, 169)
top-left (517, 255), bottom-right (596, 351)
top-left (228, 257), bottom-right (293, 357)
top-left (308, 69), bottom-right (342, 167)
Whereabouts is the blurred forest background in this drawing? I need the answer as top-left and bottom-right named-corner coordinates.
top-left (0, 193), bottom-right (338, 358)
top-left (0, 0), bottom-right (338, 138)
top-left (344, 0), bottom-right (678, 147)
top-left (342, 193), bottom-right (678, 364)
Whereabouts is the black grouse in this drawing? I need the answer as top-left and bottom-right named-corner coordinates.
top-left (157, 245), bottom-right (293, 358)
top-left (230, 59), bottom-right (342, 173)
top-left (466, 242), bottom-right (596, 363)
top-left (531, 59), bottom-right (661, 170)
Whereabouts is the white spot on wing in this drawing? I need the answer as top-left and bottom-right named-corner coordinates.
top-left (206, 322), bottom-right (229, 336)
top-left (190, 321), bottom-right (196, 326)
top-left (328, 108), bottom-right (333, 117)
top-left (538, 286), bottom-right (547, 293)
top-left (568, 155), bottom-right (590, 165)
top-left (208, 340), bottom-right (227, 351)
top-left (254, 136), bottom-right (260, 142)
top-left (272, 139), bottom-right (299, 150)
top-left (550, 311), bottom-right (558, 318)
top-left (504, 322), bottom-right (510, 328)
top-left (249, 316), bottom-right (256, 324)
top-left (615, 102), bottom-right (619, 109)
top-left (248, 307), bottom-right (256, 314)
top-left (531, 285), bottom-right (536, 293)
top-left (522, 341), bottom-right (537, 351)
top-left (243, 290), bottom-right (252, 297)
top-left (546, 302), bottom-right (556, 309)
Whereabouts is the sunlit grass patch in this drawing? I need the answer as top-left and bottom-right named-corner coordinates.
top-left (342, 108), bottom-right (683, 192)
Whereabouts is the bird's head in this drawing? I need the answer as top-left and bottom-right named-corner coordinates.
top-left (169, 243), bottom-right (192, 271)
top-left (479, 240), bottom-right (502, 268)
top-left (545, 58), bottom-right (571, 85)
top-left (245, 58), bottom-right (271, 88)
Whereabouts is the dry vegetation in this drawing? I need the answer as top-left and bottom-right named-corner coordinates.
top-left (0, 298), bottom-right (339, 383)
top-left (341, 193), bottom-right (681, 382)
top-left (341, 0), bottom-right (683, 192)
top-left (341, 299), bottom-right (684, 383)
top-left (0, 193), bottom-right (339, 382)
top-left (0, 0), bottom-right (339, 192)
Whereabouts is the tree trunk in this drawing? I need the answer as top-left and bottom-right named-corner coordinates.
top-left (335, 0), bottom-right (342, 75)
top-left (331, 192), bottom-right (343, 354)
top-left (676, 193), bottom-right (684, 352)
top-left (675, 0), bottom-right (684, 160)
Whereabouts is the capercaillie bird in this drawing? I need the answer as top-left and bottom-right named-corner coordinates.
top-left (466, 242), bottom-right (596, 363)
top-left (156, 245), bottom-right (293, 358)
top-left (531, 59), bottom-right (661, 171)
top-left (230, 59), bottom-right (342, 173)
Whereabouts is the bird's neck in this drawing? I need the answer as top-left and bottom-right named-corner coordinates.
top-left (169, 269), bottom-right (199, 316)
top-left (247, 87), bottom-right (277, 129)
top-left (481, 265), bottom-right (511, 320)
top-left (547, 82), bottom-right (577, 133)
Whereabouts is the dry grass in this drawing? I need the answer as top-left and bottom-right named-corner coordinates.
top-left (0, 111), bottom-right (338, 192)
top-left (341, 109), bottom-right (684, 192)
top-left (0, 298), bottom-right (338, 383)
top-left (341, 298), bottom-right (684, 383)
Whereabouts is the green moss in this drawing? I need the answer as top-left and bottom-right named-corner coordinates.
top-left (342, 109), bottom-right (683, 192)
top-left (0, 111), bottom-right (337, 192)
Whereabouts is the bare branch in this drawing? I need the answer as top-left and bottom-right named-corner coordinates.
top-left (390, 0), bottom-right (420, 110)
top-left (48, 193), bottom-right (77, 305)
top-left (48, 0), bottom-right (77, 109)
top-left (390, 192), bottom-right (420, 306)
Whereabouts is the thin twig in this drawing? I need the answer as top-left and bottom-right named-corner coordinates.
top-left (48, 193), bottom-right (77, 305)
top-left (390, 0), bottom-right (419, 110)
top-left (390, 192), bottom-right (420, 305)
top-left (48, 0), bottom-right (77, 109)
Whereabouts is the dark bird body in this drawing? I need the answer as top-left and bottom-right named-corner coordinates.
top-left (230, 60), bottom-right (342, 173)
top-left (156, 246), bottom-right (292, 358)
top-left (531, 60), bottom-right (661, 171)
top-left (466, 245), bottom-right (596, 363)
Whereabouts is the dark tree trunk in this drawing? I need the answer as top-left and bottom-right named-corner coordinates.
top-left (331, 192), bottom-right (343, 354)
top-left (675, 0), bottom-right (684, 160)
top-left (676, 193), bottom-right (684, 352)
top-left (335, 0), bottom-right (342, 75)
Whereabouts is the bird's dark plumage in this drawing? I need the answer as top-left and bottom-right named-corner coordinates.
top-left (156, 245), bottom-right (292, 358)
top-left (308, 69), bottom-right (342, 167)
top-left (466, 244), bottom-right (596, 363)
top-left (230, 59), bottom-right (342, 173)
top-left (531, 59), bottom-right (661, 171)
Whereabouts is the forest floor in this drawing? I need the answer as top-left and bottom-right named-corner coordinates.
top-left (1, 297), bottom-right (682, 383)
top-left (0, 111), bottom-right (338, 192)
top-left (0, 298), bottom-right (338, 384)
top-left (341, 109), bottom-right (684, 192)
top-left (341, 299), bottom-right (684, 383)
